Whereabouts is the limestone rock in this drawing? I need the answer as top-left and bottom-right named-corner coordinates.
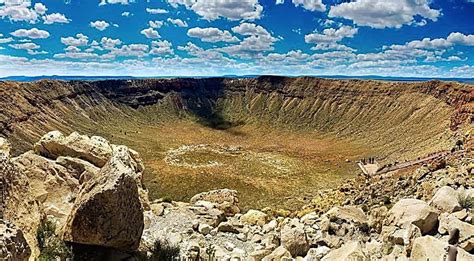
top-left (411, 236), bottom-right (473, 260)
top-left (321, 241), bottom-right (367, 261)
top-left (0, 220), bottom-right (31, 261)
top-left (281, 219), bottom-right (309, 257)
top-left (438, 213), bottom-right (474, 252)
top-left (34, 131), bottom-right (113, 168)
top-left (241, 209), bottom-right (269, 226)
top-left (55, 156), bottom-right (100, 184)
top-left (385, 199), bottom-right (439, 234)
top-left (250, 249), bottom-right (272, 261)
top-left (263, 246), bottom-right (292, 261)
top-left (325, 206), bottom-right (367, 224)
top-left (429, 186), bottom-right (462, 213)
top-left (304, 246), bottom-right (331, 260)
top-left (62, 146), bottom-right (144, 251)
top-left (0, 137), bottom-right (11, 156)
top-left (190, 189), bottom-right (240, 216)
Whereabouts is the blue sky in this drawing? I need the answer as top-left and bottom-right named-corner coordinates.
top-left (0, 0), bottom-right (473, 77)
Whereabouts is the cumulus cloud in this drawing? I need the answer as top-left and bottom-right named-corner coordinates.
top-left (216, 23), bottom-right (278, 58)
top-left (167, 0), bottom-right (263, 21)
top-left (187, 27), bottom-right (239, 43)
top-left (146, 8), bottom-right (168, 14)
top-left (9, 42), bottom-right (39, 50)
top-left (34, 3), bottom-right (47, 14)
top-left (99, 0), bottom-right (134, 6)
top-left (149, 20), bottom-right (164, 29)
top-left (150, 40), bottom-right (174, 55)
top-left (61, 34), bottom-right (89, 46)
top-left (0, 36), bottom-right (13, 44)
top-left (43, 13), bottom-right (70, 24)
top-left (90, 20), bottom-right (110, 31)
top-left (121, 12), bottom-right (131, 17)
top-left (0, 0), bottom-right (39, 23)
top-left (292, 0), bottom-right (325, 12)
top-left (108, 44), bottom-right (149, 57)
top-left (329, 0), bottom-right (441, 29)
top-left (141, 27), bottom-right (160, 39)
top-left (11, 28), bottom-right (50, 39)
top-left (276, 0), bottom-right (284, 4)
top-left (167, 18), bottom-right (188, 27)
top-left (101, 37), bottom-right (122, 50)
top-left (305, 25), bottom-right (358, 50)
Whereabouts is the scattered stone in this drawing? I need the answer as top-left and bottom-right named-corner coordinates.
top-left (281, 219), bottom-right (309, 257)
top-left (198, 224), bottom-right (212, 235)
top-left (241, 210), bottom-right (269, 226)
top-left (411, 236), bottom-right (473, 260)
top-left (0, 137), bottom-right (11, 156)
top-left (385, 199), bottom-right (439, 234)
top-left (429, 186), bottom-right (462, 213)
top-left (304, 246), bottom-right (331, 260)
top-left (438, 213), bottom-right (474, 252)
top-left (190, 189), bottom-right (240, 216)
top-left (321, 241), bottom-right (366, 261)
top-left (263, 246), bottom-right (292, 261)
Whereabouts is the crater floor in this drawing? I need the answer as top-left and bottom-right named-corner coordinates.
top-left (94, 119), bottom-right (371, 210)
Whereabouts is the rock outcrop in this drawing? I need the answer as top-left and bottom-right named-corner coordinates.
top-left (62, 146), bottom-right (145, 251)
top-left (385, 199), bottom-right (439, 234)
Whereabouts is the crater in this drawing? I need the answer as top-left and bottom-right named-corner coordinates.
top-left (0, 77), bottom-right (470, 210)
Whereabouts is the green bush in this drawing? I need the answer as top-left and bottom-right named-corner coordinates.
top-left (148, 239), bottom-right (180, 261)
top-left (458, 193), bottom-right (474, 209)
top-left (36, 218), bottom-right (72, 261)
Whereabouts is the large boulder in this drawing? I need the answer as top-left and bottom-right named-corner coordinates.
top-left (281, 219), bottom-right (309, 257)
top-left (0, 220), bottom-right (31, 261)
top-left (385, 199), bottom-right (439, 234)
top-left (62, 146), bottom-right (144, 251)
top-left (262, 246), bottom-right (292, 261)
top-left (429, 186), bottom-right (462, 213)
top-left (190, 189), bottom-right (240, 215)
top-left (34, 131), bottom-right (113, 167)
top-left (438, 213), bottom-right (474, 252)
top-left (321, 241), bottom-right (367, 261)
top-left (241, 209), bottom-right (269, 226)
top-left (325, 206), bottom-right (368, 224)
top-left (411, 236), bottom-right (473, 260)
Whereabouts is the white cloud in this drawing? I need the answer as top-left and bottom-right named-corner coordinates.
top-left (121, 11), bottom-right (131, 17)
top-left (329, 0), bottom-right (441, 29)
top-left (34, 3), bottom-right (47, 15)
top-left (54, 52), bottom-right (99, 59)
top-left (167, 18), bottom-right (188, 27)
top-left (11, 28), bottom-right (50, 39)
top-left (276, 0), bottom-right (284, 4)
top-left (305, 25), bottom-right (358, 50)
top-left (0, 0), bottom-right (39, 23)
top-left (99, 0), bottom-right (134, 6)
top-left (61, 34), bottom-right (89, 47)
top-left (101, 37), bottom-right (122, 50)
top-left (64, 46), bottom-right (81, 52)
top-left (292, 0), bottom-right (325, 12)
top-left (43, 13), bottom-right (70, 24)
top-left (141, 27), bottom-right (160, 39)
top-left (109, 44), bottom-right (149, 57)
top-left (146, 8), bottom-right (168, 14)
top-left (167, 0), bottom-right (263, 21)
top-left (0, 36), bottom-right (13, 44)
top-left (150, 40), bottom-right (173, 55)
top-left (216, 23), bottom-right (278, 58)
top-left (9, 42), bottom-right (39, 50)
top-left (149, 20), bottom-right (164, 28)
top-left (187, 27), bottom-right (239, 43)
top-left (90, 20), bottom-right (110, 31)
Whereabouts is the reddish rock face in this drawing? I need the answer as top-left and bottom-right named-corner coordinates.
top-left (0, 77), bottom-right (472, 156)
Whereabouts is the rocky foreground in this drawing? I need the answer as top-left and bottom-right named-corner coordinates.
top-left (1, 131), bottom-right (473, 260)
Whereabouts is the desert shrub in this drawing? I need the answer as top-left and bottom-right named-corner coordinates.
top-left (205, 244), bottom-right (216, 261)
top-left (458, 193), bottom-right (474, 209)
top-left (36, 218), bottom-right (72, 261)
top-left (161, 195), bottom-right (173, 203)
top-left (148, 239), bottom-right (180, 261)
